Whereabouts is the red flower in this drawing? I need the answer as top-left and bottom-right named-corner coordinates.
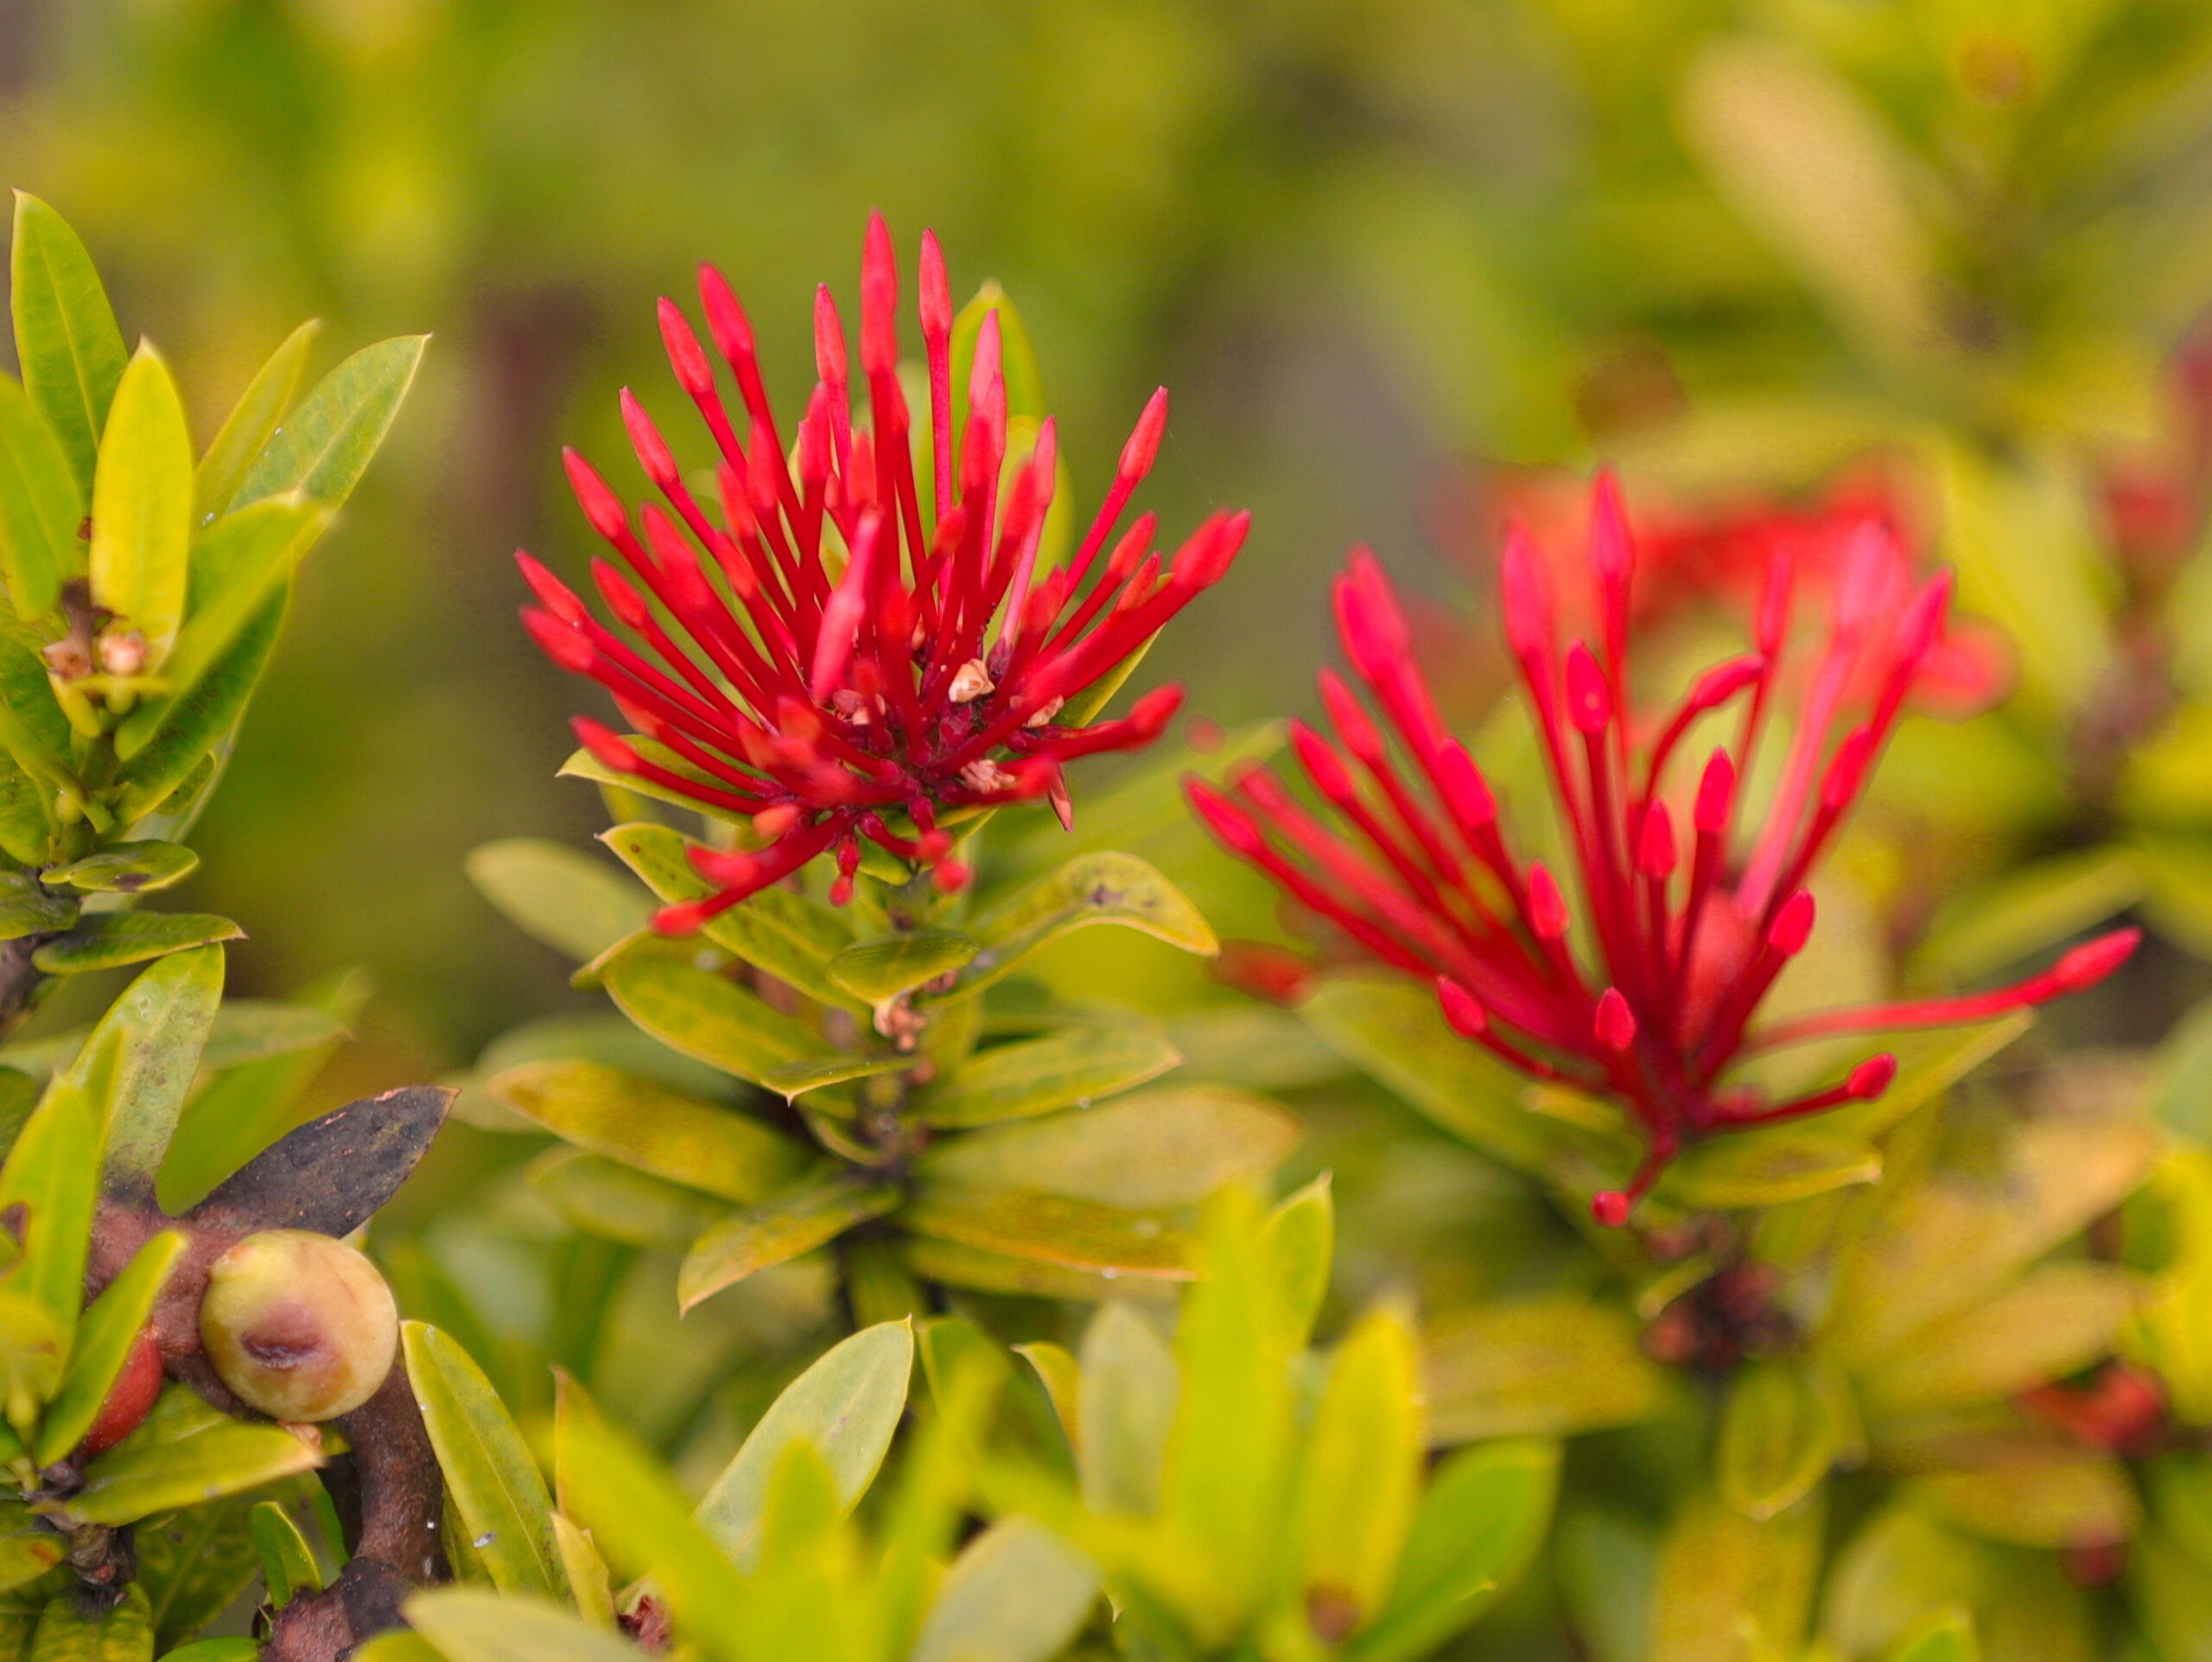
top-left (520, 214), bottom-right (1246, 929)
top-left (1189, 473), bottom-right (2137, 1225)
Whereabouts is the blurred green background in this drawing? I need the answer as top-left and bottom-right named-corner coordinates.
top-left (7, 0), bottom-right (2212, 1088)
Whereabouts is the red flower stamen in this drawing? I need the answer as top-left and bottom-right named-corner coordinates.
top-left (1190, 473), bottom-right (2138, 1224)
top-left (521, 214), bottom-right (1246, 926)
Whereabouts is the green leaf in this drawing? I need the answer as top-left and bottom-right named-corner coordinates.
top-left (1074, 1302), bottom-right (1178, 1516)
top-left (70, 944), bottom-right (224, 1196)
top-left (598, 822), bottom-right (856, 1009)
top-left (2133, 1526), bottom-right (2212, 1662)
top-left (1262, 1174), bottom-right (1333, 1351)
top-left (1856, 1264), bottom-right (2141, 1418)
top-left (696, 1319), bottom-right (913, 1568)
top-left (68, 1411), bottom-right (323, 1526)
top-left (246, 1500), bottom-right (321, 1610)
top-left (0, 1291), bottom-right (64, 1435)
top-left (903, 1236), bottom-right (1176, 1304)
top-left (914, 1083), bottom-right (1299, 1208)
top-left (677, 1176), bottom-right (899, 1310)
top-left (1906, 1449), bottom-right (2138, 1549)
top-left (1351, 1440), bottom-right (1561, 1662)
top-left (942, 853), bottom-right (1218, 998)
top-left (10, 193), bottom-right (127, 496)
top-left (1651, 1488), bottom-right (1823, 1662)
top-left (407, 1590), bottom-right (641, 1662)
top-left (34, 1230), bottom-right (183, 1465)
top-left (490, 1059), bottom-right (808, 1204)
top-left (524, 1148), bottom-right (730, 1254)
top-left (1715, 1360), bottom-right (1840, 1522)
top-left (1662, 1127), bottom-right (1882, 1209)
top-left (137, 1494), bottom-right (265, 1651)
top-left (1882, 1611), bottom-right (1980, 1662)
top-left (1425, 1301), bottom-right (1672, 1444)
top-left (2, 997), bottom-right (346, 1084)
top-left (89, 346), bottom-right (194, 669)
top-left (1915, 846), bottom-right (2145, 986)
top-left (113, 501), bottom-right (329, 761)
top-left (0, 1500), bottom-right (61, 1595)
top-left (29, 1583), bottom-right (152, 1662)
top-left (31, 914), bottom-right (241, 975)
top-left (759, 1051), bottom-right (910, 1101)
top-left (353, 1636), bottom-right (448, 1662)
top-left (113, 588), bottom-right (286, 826)
top-left (44, 842), bottom-right (198, 895)
top-left (466, 840), bottom-right (652, 965)
top-left (827, 929), bottom-right (979, 1004)
top-left (600, 944), bottom-right (831, 1088)
top-left (232, 335), bottom-right (427, 509)
top-left (0, 1077), bottom-right (99, 1377)
top-left (0, 374), bottom-right (81, 621)
top-left (1294, 1306), bottom-right (1423, 1633)
top-left (194, 319), bottom-right (320, 522)
top-left (908, 1517), bottom-right (1100, 1662)
top-left (905, 1185), bottom-right (1195, 1279)
top-left (0, 882), bottom-right (75, 942)
top-left (403, 1323), bottom-right (568, 1601)
top-left (153, 1644), bottom-right (261, 1662)
top-left (912, 1026), bottom-right (1179, 1128)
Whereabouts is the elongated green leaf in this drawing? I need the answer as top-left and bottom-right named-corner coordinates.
top-left (137, 1493), bottom-right (266, 1651)
top-left (1908, 1448), bottom-right (2137, 1549)
top-left (10, 193), bottom-right (126, 495)
top-left (917, 1083), bottom-right (1298, 1208)
top-left (1883, 1610), bottom-right (1980, 1662)
top-left (407, 1590), bottom-right (640, 1662)
top-left (0, 1500), bottom-right (60, 1595)
top-left (491, 1059), bottom-right (807, 1204)
top-left (678, 1177), bottom-right (898, 1310)
top-left (1295, 1307), bottom-right (1422, 1635)
top-left (194, 319), bottom-right (320, 522)
top-left (901, 1235), bottom-right (1172, 1304)
top-left (2, 998), bottom-right (345, 1082)
top-left (32, 914), bottom-right (241, 975)
top-left (44, 841), bottom-right (197, 895)
top-left (943, 853), bottom-right (1217, 997)
top-left (0, 1077), bottom-right (99, 1370)
top-left (1351, 1441), bottom-right (1561, 1662)
top-left (909, 1517), bottom-right (1099, 1662)
top-left (1075, 1303), bottom-right (1178, 1515)
top-left (0, 374), bottom-right (80, 620)
top-left (29, 1582), bottom-right (151, 1662)
top-left (599, 822), bottom-right (857, 1008)
top-left (35, 1231), bottom-right (183, 1464)
top-left (827, 930), bottom-right (979, 1004)
top-left (1716, 1360), bottom-right (1840, 1522)
top-left (68, 1415), bottom-right (322, 1526)
top-left (404, 1323), bottom-right (568, 1600)
top-left (152, 1643), bottom-right (261, 1662)
top-left (1662, 1127), bottom-right (1882, 1209)
top-left (601, 944), bottom-right (830, 1085)
top-left (89, 347), bottom-right (193, 668)
top-left (232, 335), bottom-right (426, 509)
top-left (0, 879), bottom-right (75, 942)
top-left (1425, 1301), bottom-right (1672, 1444)
top-left (114, 588), bottom-right (286, 824)
top-left (912, 1026), bottom-right (1179, 1127)
top-left (760, 1051), bottom-right (908, 1101)
top-left (113, 501), bottom-right (327, 761)
top-left (466, 840), bottom-right (652, 965)
top-left (906, 1185), bottom-right (1195, 1279)
top-left (72, 944), bottom-right (224, 1196)
top-left (1263, 1174), bottom-right (1333, 1351)
top-left (1858, 1264), bottom-right (2141, 1418)
top-left (246, 1500), bottom-right (321, 1609)
top-left (0, 1289), bottom-right (64, 1433)
top-left (696, 1320), bottom-right (913, 1568)
top-left (1652, 1488), bottom-right (1823, 1662)
top-left (525, 1148), bottom-right (730, 1254)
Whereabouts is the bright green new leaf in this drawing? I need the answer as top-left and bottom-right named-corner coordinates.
top-left (466, 840), bottom-right (652, 966)
top-left (32, 913), bottom-right (243, 976)
top-left (232, 334), bottom-right (427, 509)
top-left (1351, 1440), bottom-right (1561, 1662)
top-left (71, 944), bottom-right (225, 1197)
top-left (906, 1185), bottom-right (1195, 1280)
top-left (0, 1289), bottom-right (65, 1435)
top-left (68, 1413), bottom-right (323, 1526)
top-left (35, 1230), bottom-right (184, 1465)
top-left (408, 1590), bottom-right (642, 1662)
top-left (10, 192), bottom-right (127, 494)
top-left (1262, 1173), bottom-right (1334, 1352)
top-left (1882, 1609), bottom-right (1980, 1662)
top-left (914, 1084), bottom-right (1299, 1208)
top-left (44, 841), bottom-right (199, 894)
top-left (1075, 1302), bottom-right (1179, 1516)
top-left (912, 1025), bottom-right (1179, 1127)
top-left (246, 1500), bottom-right (322, 1610)
top-left (1294, 1306), bottom-right (1423, 1634)
top-left (0, 373), bottom-right (81, 620)
top-left (0, 1076), bottom-right (99, 1370)
top-left (696, 1318), bottom-right (913, 1567)
top-left (600, 945), bottom-right (831, 1087)
top-left (2, 996), bottom-right (347, 1084)
top-left (113, 588), bottom-right (286, 825)
top-left (678, 1176), bottom-right (899, 1310)
top-left (1715, 1360), bottom-right (1840, 1523)
top-left (90, 346), bottom-right (194, 669)
top-left (194, 319), bottom-right (321, 522)
top-left (403, 1323), bottom-right (569, 1601)
top-left (944, 853), bottom-right (1218, 998)
top-left (491, 1059), bottom-right (809, 1204)
top-left (908, 1517), bottom-right (1100, 1662)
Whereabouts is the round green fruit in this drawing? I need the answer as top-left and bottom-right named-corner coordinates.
top-left (198, 1229), bottom-right (398, 1422)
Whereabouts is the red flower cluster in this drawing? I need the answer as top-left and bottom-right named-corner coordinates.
top-left (1190, 473), bottom-right (2138, 1225)
top-left (519, 215), bottom-right (1246, 929)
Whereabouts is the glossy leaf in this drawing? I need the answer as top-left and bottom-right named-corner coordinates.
top-left (678, 1176), bottom-right (898, 1310)
top-left (10, 192), bottom-right (126, 493)
top-left (915, 1083), bottom-right (1298, 1208)
top-left (72, 944), bottom-right (224, 1196)
top-left (1262, 1174), bottom-right (1334, 1352)
top-left (466, 839), bottom-right (652, 965)
top-left (905, 1185), bottom-right (1195, 1279)
top-left (1715, 1360), bottom-right (1840, 1522)
top-left (759, 1051), bottom-right (909, 1101)
top-left (0, 1291), bottom-right (65, 1434)
top-left (31, 913), bottom-right (242, 975)
top-left (942, 852), bottom-right (1218, 997)
top-left (491, 1059), bottom-right (807, 1204)
top-left (912, 1026), bottom-right (1179, 1127)
top-left (0, 1077), bottom-right (99, 1371)
top-left (70, 1415), bottom-right (322, 1526)
top-left (404, 1323), bottom-right (568, 1601)
top-left (29, 1583), bottom-right (152, 1662)
top-left (34, 1231), bottom-right (183, 1465)
top-left (1425, 1301), bottom-right (1672, 1444)
top-left (600, 944), bottom-right (831, 1087)
top-left (0, 881), bottom-right (75, 942)
top-left (89, 346), bottom-right (194, 668)
top-left (137, 1492), bottom-right (268, 1650)
top-left (44, 841), bottom-right (198, 894)
top-left (194, 319), bottom-right (321, 520)
top-left (408, 1590), bottom-right (641, 1662)
top-left (2, 998), bottom-right (343, 1105)
top-left (232, 334), bottom-right (427, 509)
top-left (696, 1319), bottom-right (913, 1567)
top-left (908, 1517), bottom-right (1100, 1662)
top-left (826, 929), bottom-right (979, 1005)
top-left (900, 1236), bottom-right (1173, 1304)
top-left (113, 588), bottom-right (285, 825)
top-left (1294, 1306), bottom-right (1423, 1633)
top-left (526, 1148), bottom-right (730, 1254)
top-left (246, 1500), bottom-right (321, 1610)
top-left (0, 375), bottom-right (80, 620)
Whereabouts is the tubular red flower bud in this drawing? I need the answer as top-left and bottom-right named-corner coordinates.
top-left (1566, 642), bottom-right (1611, 733)
top-left (658, 298), bottom-right (717, 401)
top-left (918, 232), bottom-right (952, 339)
top-left (564, 448), bottom-right (631, 543)
top-left (1694, 749), bottom-right (1736, 836)
top-left (1595, 987), bottom-right (1637, 1050)
top-left (1847, 1053), bottom-right (1897, 1099)
top-left (1438, 978), bottom-right (1488, 1037)
top-left (1528, 864), bottom-right (1569, 939)
top-left (1637, 803), bottom-right (1677, 879)
top-left (1122, 388), bottom-right (1169, 480)
top-left (1769, 890), bottom-right (1817, 955)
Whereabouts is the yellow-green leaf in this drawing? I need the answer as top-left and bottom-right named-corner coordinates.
top-left (466, 840), bottom-right (652, 966)
top-left (194, 319), bottom-right (320, 522)
top-left (677, 1177), bottom-right (898, 1311)
top-left (0, 374), bottom-right (80, 620)
top-left (89, 346), bottom-right (193, 669)
top-left (1715, 1359), bottom-right (1840, 1522)
top-left (943, 852), bottom-right (1217, 998)
top-left (1294, 1306), bottom-right (1422, 1633)
top-left (10, 193), bottom-right (127, 496)
top-left (35, 1230), bottom-right (183, 1465)
top-left (232, 334), bottom-right (427, 510)
top-left (912, 1026), bottom-right (1179, 1127)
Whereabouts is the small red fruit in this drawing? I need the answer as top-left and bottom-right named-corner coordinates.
top-left (78, 1328), bottom-right (164, 1458)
